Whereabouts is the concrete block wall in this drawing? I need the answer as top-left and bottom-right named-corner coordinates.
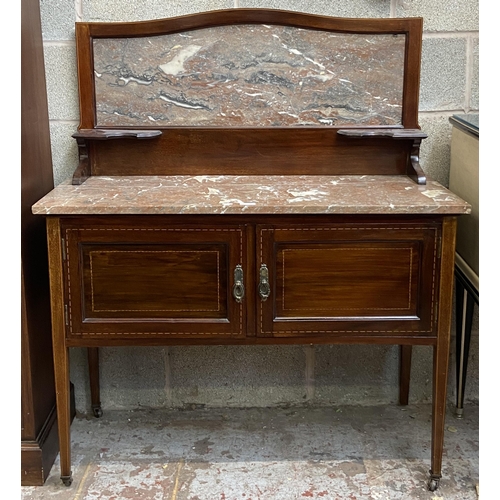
top-left (39, 0), bottom-right (479, 413)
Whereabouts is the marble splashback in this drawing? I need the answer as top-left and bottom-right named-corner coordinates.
top-left (93, 25), bottom-right (405, 127)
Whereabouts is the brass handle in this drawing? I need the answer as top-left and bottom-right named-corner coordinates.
top-left (258, 264), bottom-right (271, 301)
top-left (232, 264), bottom-right (245, 303)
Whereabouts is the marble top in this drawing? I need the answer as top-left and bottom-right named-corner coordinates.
top-left (450, 114), bottom-right (479, 137)
top-left (32, 175), bottom-right (470, 216)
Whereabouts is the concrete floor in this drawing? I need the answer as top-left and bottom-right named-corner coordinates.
top-left (21, 403), bottom-right (479, 500)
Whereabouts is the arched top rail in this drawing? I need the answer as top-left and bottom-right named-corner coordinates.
top-left (80, 9), bottom-right (423, 38)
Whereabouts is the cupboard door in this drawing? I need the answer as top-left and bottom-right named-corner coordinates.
top-left (257, 222), bottom-right (440, 338)
top-left (63, 220), bottom-right (246, 339)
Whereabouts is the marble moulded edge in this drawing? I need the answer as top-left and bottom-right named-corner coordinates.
top-left (31, 175), bottom-right (471, 216)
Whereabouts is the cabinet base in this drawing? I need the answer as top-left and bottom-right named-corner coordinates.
top-left (21, 384), bottom-right (75, 486)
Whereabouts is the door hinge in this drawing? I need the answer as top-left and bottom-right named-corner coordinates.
top-left (64, 304), bottom-right (69, 326)
top-left (61, 238), bottom-right (67, 261)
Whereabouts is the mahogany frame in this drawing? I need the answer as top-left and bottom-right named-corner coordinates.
top-left (38, 10), bottom-right (461, 493)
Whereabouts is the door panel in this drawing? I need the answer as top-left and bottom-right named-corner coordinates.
top-left (258, 223), bottom-right (440, 337)
top-left (63, 220), bottom-right (246, 339)
top-left (277, 243), bottom-right (419, 316)
top-left (82, 244), bottom-right (227, 319)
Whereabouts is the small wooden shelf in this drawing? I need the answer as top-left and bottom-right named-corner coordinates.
top-left (337, 128), bottom-right (427, 139)
top-left (72, 129), bottom-right (162, 140)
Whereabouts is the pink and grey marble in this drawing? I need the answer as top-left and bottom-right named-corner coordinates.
top-left (93, 25), bottom-right (405, 127)
top-left (32, 175), bottom-right (471, 215)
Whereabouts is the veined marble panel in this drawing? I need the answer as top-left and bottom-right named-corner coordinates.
top-left (32, 175), bottom-right (470, 215)
top-left (93, 25), bottom-right (405, 127)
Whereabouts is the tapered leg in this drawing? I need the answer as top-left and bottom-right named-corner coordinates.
top-left (54, 344), bottom-right (73, 486)
top-left (399, 345), bottom-right (412, 405)
top-left (428, 336), bottom-right (451, 491)
top-left (88, 347), bottom-right (103, 418)
top-left (455, 280), bottom-right (475, 418)
top-left (428, 217), bottom-right (456, 492)
top-left (47, 218), bottom-right (72, 486)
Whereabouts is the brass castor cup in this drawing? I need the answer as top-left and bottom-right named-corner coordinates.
top-left (61, 474), bottom-right (73, 487)
top-left (92, 405), bottom-right (103, 418)
top-left (428, 472), bottom-right (441, 492)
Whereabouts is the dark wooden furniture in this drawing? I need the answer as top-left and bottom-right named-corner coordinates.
top-left (21, 0), bottom-right (58, 485)
top-left (21, 0), bottom-right (77, 485)
top-left (449, 114), bottom-right (479, 418)
top-left (32, 9), bottom-right (470, 491)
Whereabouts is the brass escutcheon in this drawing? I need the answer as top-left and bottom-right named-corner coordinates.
top-left (232, 264), bottom-right (245, 303)
top-left (258, 264), bottom-right (271, 301)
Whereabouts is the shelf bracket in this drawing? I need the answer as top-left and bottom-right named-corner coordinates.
top-left (337, 128), bottom-right (427, 185)
top-left (71, 129), bottom-right (163, 185)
